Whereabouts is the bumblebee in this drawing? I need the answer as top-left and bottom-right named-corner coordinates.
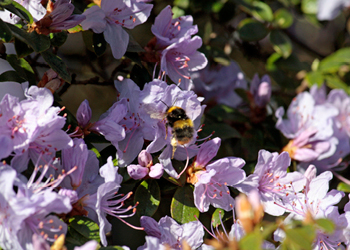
top-left (165, 106), bottom-right (194, 158)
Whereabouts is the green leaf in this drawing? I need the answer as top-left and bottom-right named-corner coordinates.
top-left (171, 184), bottom-right (199, 224)
top-left (301, 0), bottom-right (317, 14)
top-left (324, 75), bottom-right (350, 94)
top-left (0, 70), bottom-right (26, 82)
top-left (239, 229), bottom-right (263, 250)
top-left (273, 8), bottom-right (293, 29)
top-left (0, 19), bottom-right (12, 42)
top-left (211, 208), bottom-right (233, 227)
top-left (93, 32), bottom-right (107, 56)
top-left (238, 18), bottom-right (269, 42)
top-left (172, 6), bottom-right (185, 19)
top-left (174, 0), bottom-right (189, 9)
top-left (251, 1), bottom-right (273, 22)
top-left (134, 179), bottom-right (161, 217)
top-left (8, 24), bottom-right (50, 52)
top-left (2, 1), bottom-right (33, 23)
top-left (68, 216), bottom-right (100, 243)
top-left (273, 53), bottom-right (309, 72)
top-left (304, 71), bottom-right (324, 86)
top-left (213, 57), bottom-right (231, 66)
top-left (337, 182), bottom-right (350, 192)
top-left (270, 30), bottom-right (292, 58)
top-left (283, 225), bottom-right (315, 250)
top-left (319, 48), bottom-right (350, 73)
top-left (0, 0), bottom-right (13, 6)
top-left (6, 54), bottom-right (35, 85)
top-left (41, 50), bottom-right (71, 83)
top-left (82, 30), bottom-right (94, 53)
top-left (50, 31), bottom-right (68, 47)
top-left (266, 52), bottom-right (282, 71)
top-left (315, 218), bottom-right (335, 234)
top-left (14, 37), bottom-right (34, 57)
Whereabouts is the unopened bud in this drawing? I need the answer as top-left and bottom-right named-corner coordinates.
top-left (235, 191), bottom-right (264, 234)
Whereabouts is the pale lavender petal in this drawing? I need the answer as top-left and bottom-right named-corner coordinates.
top-left (206, 157), bottom-right (246, 186)
top-left (159, 216), bottom-right (182, 246)
top-left (140, 216), bottom-right (161, 239)
top-left (104, 23), bottom-right (129, 59)
top-left (76, 99), bottom-right (92, 127)
top-left (81, 5), bottom-right (107, 33)
top-left (196, 137), bottom-right (221, 167)
top-left (181, 220), bottom-right (204, 249)
top-left (149, 163), bottom-right (163, 179)
top-left (100, 156), bottom-right (122, 184)
top-left (193, 183), bottom-right (211, 212)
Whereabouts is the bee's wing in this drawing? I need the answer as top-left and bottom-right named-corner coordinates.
top-left (142, 103), bottom-right (165, 120)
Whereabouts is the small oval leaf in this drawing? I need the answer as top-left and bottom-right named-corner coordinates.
top-left (238, 18), bottom-right (269, 42)
top-left (251, 1), bottom-right (273, 22)
top-left (270, 30), bottom-right (292, 59)
top-left (171, 184), bottom-right (199, 224)
top-left (41, 50), bottom-right (72, 83)
top-left (337, 182), bottom-right (350, 192)
top-left (68, 215), bottom-right (100, 243)
top-left (134, 179), bottom-right (161, 217)
top-left (273, 8), bottom-right (294, 29)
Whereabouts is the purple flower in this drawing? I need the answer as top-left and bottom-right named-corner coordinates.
top-left (235, 150), bottom-right (305, 216)
top-left (197, 193), bottom-right (275, 249)
top-left (90, 98), bottom-right (128, 152)
top-left (187, 138), bottom-right (246, 212)
top-left (114, 79), bottom-right (157, 167)
top-left (160, 36), bottom-right (208, 90)
top-left (151, 5), bottom-right (198, 48)
top-left (276, 91), bottom-right (338, 164)
top-left (191, 60), bottom-right (247, 108)
top-left (0, 164), bottom-right (72, 250)
top-left (62, 138), bottom-right (89, 188)
top-left (0, 0), bottom-right (46, 24)
top-left (30, 0), bottom-right (86, 35)
top-left (140, 80), bottom-right (205, 178)
top-left (0, 86), bottom-right (73, 172)
top-left (81, 0), bottom-right (153, 59)
top-left (149, 6), bottom-right (207, 90)
top-left (139, 215), bottom-right (204, 250)
top-left (317, 0), bottom-right (350, 20)
top-left (286, 85), bottom-right (350, 172)
top-left (127, 150), bottom-right (163, 179)
top-left (273, 165), bottom-right (346, 249)
top-left (82, 157), bottom-right (139, 246)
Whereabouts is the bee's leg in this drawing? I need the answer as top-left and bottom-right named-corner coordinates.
top-left (171, 137), bottom-right (177, 159)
